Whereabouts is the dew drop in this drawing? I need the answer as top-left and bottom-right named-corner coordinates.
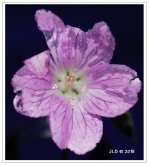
top-left (52, 84), bottom-right (58, 90)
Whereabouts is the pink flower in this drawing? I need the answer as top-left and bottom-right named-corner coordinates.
top-left (12, 9), bottom-right (141, 155)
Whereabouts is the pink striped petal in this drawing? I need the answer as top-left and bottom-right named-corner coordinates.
top-left (13, 89), bottom-right (55, 117)
top-left (84, 63), bottom-right (141, 117)
top-left (12, 50), bottom-right (55, 117)
top-left (49, 96), bottom-right (103, 154)
top-left (80, 22), bottom-right (115, 68)
top-left (68, 102), bottom-right (103, 154)
top-left (35, 10), bottom-right (115, 69)
top-left (24, 50), bottom-right (53, 78)
top-left (35, 9), bottom-right (65, 33)
top-left (49, 96), bottom-right (73, 149)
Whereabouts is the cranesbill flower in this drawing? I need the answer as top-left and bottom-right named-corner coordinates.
top-left (12, 9), bottom-right (141, 155)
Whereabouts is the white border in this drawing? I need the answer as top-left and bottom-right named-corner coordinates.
top-left (1, 1), bottom-right (147, 164)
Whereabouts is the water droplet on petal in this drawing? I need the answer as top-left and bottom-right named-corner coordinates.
top-left (52, 84), bottom-right (58, 90)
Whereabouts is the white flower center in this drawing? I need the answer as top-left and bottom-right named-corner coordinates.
top-left (52, 69), bottom-right (87, 103)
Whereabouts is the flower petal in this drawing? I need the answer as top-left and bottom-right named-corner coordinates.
top-left (49, 96), bottom-right (73, 149)
top-left (35, 9), bottom-right (65, 34)
top-left (12, 51), bottom-right (55, 117)
top-left (35, 10), bottom-right (115, 69)
top-left (35, 9), bottom-right (67, 68)
top-left (35, 9), bottom-right (81, 69)
top-left (24, 50), bottom-right (54, 78)
top-left (53, 26), bottom-right (81, 69)
top-left (68, 102), bottom-right (103, 154)
top-left (84, 63), bottom-right (141, 117)
top-left (49, 96), bottom-right (103, 154)
top-left (13, 89), bottom-right (55, 117)
top-left (80, 22), bottom-right (115, 68)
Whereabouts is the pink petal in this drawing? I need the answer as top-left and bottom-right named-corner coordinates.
top-left (12, 50), bottom-right (55, 117)
top-left (80, 22), bottom-right (115, 68)
top-left (35, 10), bottom-right (115, 69)
top-left (49, 96), bottom-right (73, 149)
top-left (13, 89), bottom-right (55, 117)
top-left (35, 9), bottom-right (65, 33)
top-left (84, 63), bottom-right (141, 117)
top-left (35, 9), bottom-right (82, 69)
top-left (49, 96), bottom-right (103, 154)
top-left (68, 102), bottom-right (103, 154)
top-left (54, 26), bottom-right (81, 69)
top-left (24, 50), bottom-right (53, 78)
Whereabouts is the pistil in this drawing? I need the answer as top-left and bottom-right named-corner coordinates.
top-left (66, 76), bottom-right (76, 86)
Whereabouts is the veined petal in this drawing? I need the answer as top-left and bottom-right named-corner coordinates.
top-left (49, 97), bottom-right (103, 154)
top-left (35, 10), bottom-right (115, 69)
top-left (68, 102), bottom-right (103, 154)
top-left (35, 9), bottom-right (66, 68)
top-left (35, 9), bottom-right (83, 69)
top-left (46, 25), bottom-right (82, 69)
top-left (13, 89), bottom-right (55, 117)
top-left (24, 50), bottom-right (54, 78)
top-left (35, 9), bottom-right (65, 34)
top-left (85, 63), bottom-right (141, 117)
top-left (49, 96), bottom-right (73, 149)
top-left (12, 51), bottom-right (55, 117)
top-left (80, 22), bottom-right (115, 68)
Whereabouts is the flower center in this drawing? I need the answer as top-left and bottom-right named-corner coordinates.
top-left (52, 69), bottom-right (87, 99)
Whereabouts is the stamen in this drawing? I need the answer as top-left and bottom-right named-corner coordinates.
top-left (71, 88), bottom-right (79, 95)
top-left (76, 77), bottom-right (81, 81)
top-left (66, 71), bottom-right (70, 76)
top-left (61, 90), bottom-right (65, 94)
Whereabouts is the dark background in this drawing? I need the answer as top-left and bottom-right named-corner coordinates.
top-left (5, 4), bottom-right (143, 160)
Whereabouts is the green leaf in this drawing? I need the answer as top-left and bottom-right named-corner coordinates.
top-left (111, 112), bottom-right (136, 142)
